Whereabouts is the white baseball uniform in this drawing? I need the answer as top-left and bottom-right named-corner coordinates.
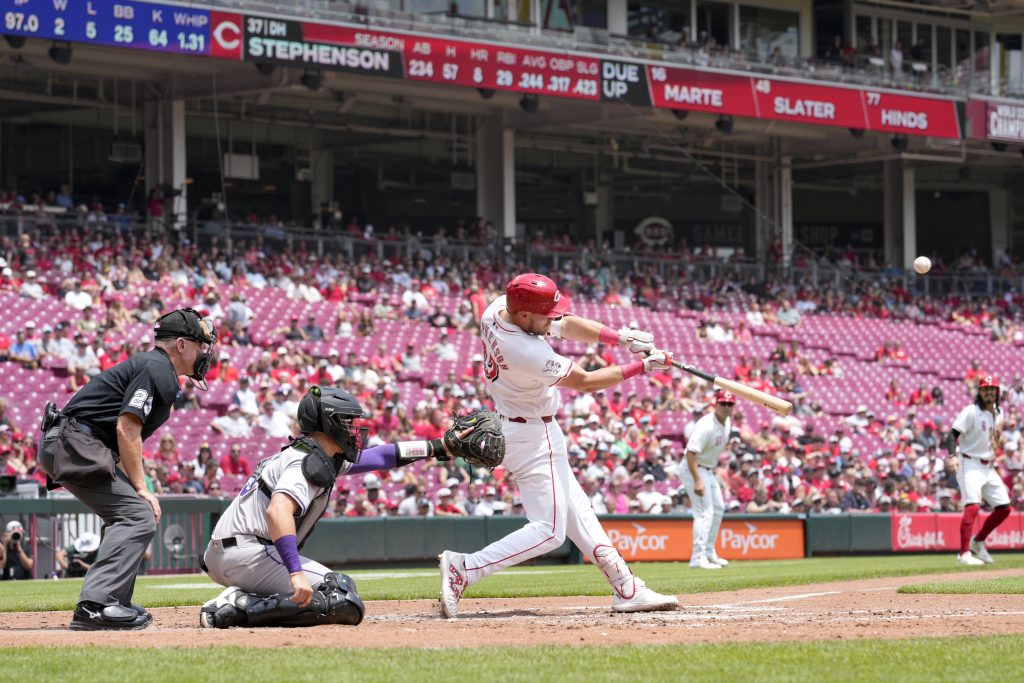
top-left (460, 296), bottom-right (642, 598)
top-left (679, 411), bottom-right (730, 563)
top-left (952, 404), bottom-right (1009, 506)
top-left (203, 447), bottom-right (333, 596)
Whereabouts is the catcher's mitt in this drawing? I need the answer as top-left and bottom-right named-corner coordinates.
top-left (442, 410), bottom-right (506, 468)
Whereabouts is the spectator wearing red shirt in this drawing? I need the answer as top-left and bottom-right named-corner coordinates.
top-left (434, 487), bottom-right (467, 516)
top-left (373, 402), bottom-right (402, 436)
top-left (461, 354), bottom-right (484, 382)
top-left (219, 444), bottom-right (252, 477)
top-left (908, 383), bottom-right (934, 406)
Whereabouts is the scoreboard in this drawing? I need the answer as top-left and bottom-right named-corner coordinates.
top-left (2, 0), bottom-right (212, 55)
top-left (0, 0), bottom-right (962, 139)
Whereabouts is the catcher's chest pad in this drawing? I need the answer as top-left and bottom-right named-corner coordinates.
top-left (293, 437), bottom-right (343, 489)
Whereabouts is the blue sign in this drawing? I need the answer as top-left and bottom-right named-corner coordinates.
top-left (2, 0), bottom-right (212, 55)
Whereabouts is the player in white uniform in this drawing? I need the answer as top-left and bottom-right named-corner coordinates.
top-left (199, 386), bottom-right (461, 628)
top-left (438, 273), bottom-right (680, 617)
top-left (679, 390), bottom-right (734, 569)
top-left (950, 375), bottom-right (1011, 566)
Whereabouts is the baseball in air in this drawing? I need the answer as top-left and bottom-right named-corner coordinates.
top-left (913, 256), bottom-right (932, 274)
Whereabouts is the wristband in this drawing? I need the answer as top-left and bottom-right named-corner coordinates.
top-left (621, 360), bottom-right (645, 380)
top-left (548, 318), bottom-right (564, 338)
top-left (428, 438), bottom-right (448, 460)
top-left (396, 441), bottom-right (430, 460)
top-left (598, 326), bottom-right (620, 346)
top-left (273, 534), bottom-right (303, 575)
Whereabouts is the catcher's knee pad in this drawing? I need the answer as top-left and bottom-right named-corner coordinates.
top-left (316, 572), bottom-right (365, 626)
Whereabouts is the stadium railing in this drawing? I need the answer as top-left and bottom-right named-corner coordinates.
top-left (3, 212), bottom-right (1022, 299)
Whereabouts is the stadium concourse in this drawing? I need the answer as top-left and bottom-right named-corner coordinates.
top-left (1, 223), bottom-right (1023, 519)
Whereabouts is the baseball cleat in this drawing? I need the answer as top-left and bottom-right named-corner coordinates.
top-left (69, 602), bottom-right (152, 631)
top-left (707, 554), bottom-right (729, 567)
top-left (200, 586), bottom-right (247, 629)
top-left (970, 538), bottom-right (994, 564)
top-left (439, 550), bottom-right (467, 619)
top-left (689, 557), bottom-right (722, 570)
top-left (612, 580), bottom-right (679, 613)
top-left (956, 551), bottom-right (985, 566)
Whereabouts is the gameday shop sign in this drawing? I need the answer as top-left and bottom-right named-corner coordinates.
top-left (589, 518), bottom-right (805, 562)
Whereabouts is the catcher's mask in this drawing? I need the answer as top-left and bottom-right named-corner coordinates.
top-left (297, 386), bottom-right (368, 467)
top-left (153, 307), bottom-right (217, 390)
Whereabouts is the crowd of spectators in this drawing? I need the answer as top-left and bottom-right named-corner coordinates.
top-left (1, 223), bottom-right (1023, 521)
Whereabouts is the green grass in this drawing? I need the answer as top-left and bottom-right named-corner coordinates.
top-left (2, 636), bottom-right (1023, 682)
top-left (898, 574), bottom-right (1024, 595)
top-left (3, 554), bottom-right (1023, 613)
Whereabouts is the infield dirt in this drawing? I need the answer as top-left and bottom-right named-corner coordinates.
top-left (2, 569), bottom-right (1022, 648)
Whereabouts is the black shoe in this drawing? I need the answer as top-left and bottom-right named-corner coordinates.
top-left (69, 602), bottom-right (153, 631)
top-left (127, 603), bottom-right (150, 618)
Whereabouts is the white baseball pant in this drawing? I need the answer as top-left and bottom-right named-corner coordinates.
top-left (681, 466), bottom-right (724, 562)
top-left (957, 456), bottom-right (1010, 507)
top-left (462, 419), bottom-right (639, 598)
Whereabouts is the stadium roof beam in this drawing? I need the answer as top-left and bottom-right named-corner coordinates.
top-left (501, 101), bottom-right (652, 130)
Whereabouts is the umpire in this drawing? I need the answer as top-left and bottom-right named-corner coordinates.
top-left (39, 308), bottom-right (216, 630)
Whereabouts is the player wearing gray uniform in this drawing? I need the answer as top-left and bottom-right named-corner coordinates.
top-left (200, 386), bottom-right (459, 628)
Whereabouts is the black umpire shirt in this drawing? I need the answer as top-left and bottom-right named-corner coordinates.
top-left (62, 348), bottom-right (180, 455)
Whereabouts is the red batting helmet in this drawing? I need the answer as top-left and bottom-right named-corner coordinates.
top-left (715, 390), bottom-right (736, 405)
top-left (506, 274), bottom-right (570, 318)
top-left (978, 374), bottom-right (1000, 403)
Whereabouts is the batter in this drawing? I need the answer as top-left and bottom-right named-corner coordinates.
top-left (438, 273), bottom-right (680, 617)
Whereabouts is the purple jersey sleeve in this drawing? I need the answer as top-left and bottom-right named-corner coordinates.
top-left (347, 444), bottom-right (398, 475)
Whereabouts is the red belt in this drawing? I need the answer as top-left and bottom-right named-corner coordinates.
top-left (502, 415), bottom-right (553, 423)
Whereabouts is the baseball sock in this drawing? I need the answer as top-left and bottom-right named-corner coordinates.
top-left (974, 505), bottom-right (1011, 543)
top-left (959, 504), bottom-right (980, 554)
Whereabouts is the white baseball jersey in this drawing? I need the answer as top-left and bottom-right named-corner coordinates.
top-left (479, 295), bottom-right (573, 418)
top-left (212, 447), bottom-right (325, 540)
top-left (683, 411), bottom-right (731, 468)
top-left (952, 404), bottom-right (1002, 459)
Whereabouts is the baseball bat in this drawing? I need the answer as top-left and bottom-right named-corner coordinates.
top-left (670, 360), bottom-right (794, 416)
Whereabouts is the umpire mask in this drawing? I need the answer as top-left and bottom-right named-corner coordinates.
top-left (297, 386), bottom-right (368, 465)
top-left (153, 307), bottom-right (217, 390)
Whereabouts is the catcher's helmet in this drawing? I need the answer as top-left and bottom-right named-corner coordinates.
top-left (297, 386), bottom-right (367, 463)
top-left (506, 273), bottom-right (570, 318)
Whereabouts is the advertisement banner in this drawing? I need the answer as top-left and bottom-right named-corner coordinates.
top-left (591, 518), bottom-right (804, 562)
top-left (891, 513), bottom-right (1024, 552)
top-left (985, 102), bottom-right (1024, 142)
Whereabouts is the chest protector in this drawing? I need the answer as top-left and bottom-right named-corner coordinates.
top-left (258, 437), bottom-right (354, 548)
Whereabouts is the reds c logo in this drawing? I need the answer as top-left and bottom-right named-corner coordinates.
top-left (210, 12), bottom-right (243, 59)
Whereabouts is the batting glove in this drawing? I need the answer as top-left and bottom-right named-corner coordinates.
top-left (642, 349), bottom-right (673, 372)
top-left (619, 328), bottom-right (655, 355)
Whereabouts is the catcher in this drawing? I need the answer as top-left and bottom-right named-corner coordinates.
top-left (200, 386), bottom-right (503, 628)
